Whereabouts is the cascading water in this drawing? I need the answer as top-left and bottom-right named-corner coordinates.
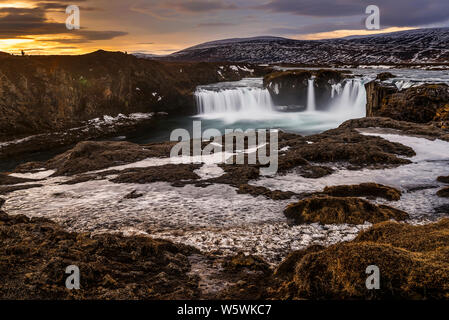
top-left (306, 78), bottom-right (316, 112)
top-left (195, 87), bottom-right (274, 114)
top-left (193, 77), bottom-right (367, 133)
top-left (331, 79), bottom-right (366, 118)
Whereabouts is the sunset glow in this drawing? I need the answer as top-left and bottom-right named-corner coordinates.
top-left (0, 0), bottom-right (447, 55)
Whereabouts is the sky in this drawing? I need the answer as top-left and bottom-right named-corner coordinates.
top-left (0, 0), bottom-right (448, 55)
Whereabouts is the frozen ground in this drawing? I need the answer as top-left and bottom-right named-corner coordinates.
top-left (3, 130), bottom-right (449, 263)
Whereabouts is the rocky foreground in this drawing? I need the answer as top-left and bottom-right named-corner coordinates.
top-left (1, 116), bottom-right (449, 299)
top-left (2, 198), bottom-right (449, 299)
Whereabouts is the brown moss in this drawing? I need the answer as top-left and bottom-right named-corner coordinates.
top-left (237, 184), bottom-right (297, 200)
top-left (437, 187), bottom-right (449, 198)
top-left (437, 175), bottom-right (449, 184)
top-left (0, 211), bottom-right (200, 299)
top-left (110, 164), bottom-right (201, 185)
top-left (323, 183), bottom-right (401, 201)
top-left (284, 196), bottom-right (409, 225)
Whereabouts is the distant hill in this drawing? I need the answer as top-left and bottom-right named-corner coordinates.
top-left (166, 28), bottom-right (449, 65)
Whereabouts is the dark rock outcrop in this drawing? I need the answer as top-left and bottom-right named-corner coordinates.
top-left (0, 173), bottom-right (34, 185)
top-left (376, 72), bottom-right (395, 81)
top-left (298, 127), bottom-right (415, 168)
top-left (322, 183), bottom-right (401, 201)
top-left (365, 81), bottom-right (449, 125)
top-left (0, 184), bottom-right (43, 196)
top-left (437, 187), bottom-right (449, 198)
top-left (263, 69), bottom-right (349, 109)
top-left (341, 117), bottom-right (449, 141)
top-left (365, 81), bottom-right (399, 117)
top-left (110, 164), bottom-right (201, 185)
top-left (437, 175), bottom-right (449, 184)
top-left (14, 140), bottom-right (175, 176)
top-left (283, 196), bottom-right (409, 225)
top-left (236, 184), bottom-right (297, 200)
top-left (272, 219), bottom-right (449, 299)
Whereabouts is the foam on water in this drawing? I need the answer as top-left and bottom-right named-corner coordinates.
top-left (3, 130), bottom-right (448, 263)
top-left (254, 131), bottom-right (449, 219)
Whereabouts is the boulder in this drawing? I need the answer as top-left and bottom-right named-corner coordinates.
top-left (437, 175), bottom-right (449, 184)
top-left (280, 219), bottom-right (449, 299)
top-left (322, 183), bottom-right (401, 201)
top-left (376, 72), bottom-right (395, 81)
top-left (437, 187), bottom-right (449, 198)
top-left (365, 81), bottom-right (449, 124)
top-left (283, 196), bottom-right (409, 225)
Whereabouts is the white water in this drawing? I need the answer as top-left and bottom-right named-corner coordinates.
top-left (306, 78), bottom-right (316, 111)
top-left (194, 78), bottom-right (367, 132)
top-left (195, 81), bottom-right (274, 115)
top-left (331, 79), bottom-right (366, 117)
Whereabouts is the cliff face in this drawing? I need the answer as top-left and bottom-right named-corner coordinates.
top-left (263, 69), bottom-right (349, 110)
top-left (365, 81), bottom-right (449, 127)
top-left (0, 50), bottom-right (267, 139)
top-left (365, 81), bottom-right (399, 117)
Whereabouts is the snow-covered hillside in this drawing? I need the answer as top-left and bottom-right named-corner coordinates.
top-left (168, 28), bottom-right (449, 64)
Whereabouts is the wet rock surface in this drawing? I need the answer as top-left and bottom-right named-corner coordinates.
top-left (284, 196), bottom-right (409, 225)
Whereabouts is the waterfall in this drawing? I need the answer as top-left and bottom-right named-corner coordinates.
top-left (193, 77), bottom-right (366, 126)
top-left (195, 87), bottom-right (274, 114)
top-left (306, 78), bottom-right (316, 112)
top-left (331, 79), bottom-right (366, 118)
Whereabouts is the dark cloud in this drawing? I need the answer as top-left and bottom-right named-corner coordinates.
top-left (267, 21), bottom-right (366, 35)
top-left (132, 0), bottom-right (238, 18)
top-left (0, 5), bottom-right (126, 42)
top-left (37, 2), bottom-right (98, 12)
top-left (259, 0), bottom-right (449, 27)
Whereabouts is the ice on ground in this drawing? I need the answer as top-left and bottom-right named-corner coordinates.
top-left (254, 130), bottom-right (449, 218)
top-left (3, 129), bottom-right (449, 262)
top-left (9, 169), bottom-right (55, 180)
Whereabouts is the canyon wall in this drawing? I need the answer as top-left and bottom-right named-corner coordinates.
top-left (365, 81), bottom-right (449, 128)
top-left (0, 50), bottom-right (267, 139)
top-left (263, 69), bottom-right (349, 110)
